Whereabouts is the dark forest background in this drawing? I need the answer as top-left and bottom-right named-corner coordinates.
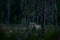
top-left (0, 0), bottom-right (60, 25)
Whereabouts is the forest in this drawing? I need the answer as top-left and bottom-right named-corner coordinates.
top-left (0, 0), bottom-right (60, 25)
top-left (0, 0), bottom-right (60, 40)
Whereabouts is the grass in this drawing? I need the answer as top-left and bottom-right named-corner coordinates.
top-left (0, 24), bottom-right (60, 40)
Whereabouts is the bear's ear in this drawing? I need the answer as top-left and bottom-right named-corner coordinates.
top-left (29, 22), bottom-right (34, 25)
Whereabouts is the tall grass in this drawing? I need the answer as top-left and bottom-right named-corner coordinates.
top-left (0, 24), bottom-right (60, 40)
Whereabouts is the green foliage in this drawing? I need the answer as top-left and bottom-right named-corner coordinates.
top-left (13, 15), bottom-right (18, 23)
top-left (44, 31), bottom-right (56, 40)
top-left (44, 25), bottom-right (57, 40)
top-left (0, 31), bottom-right (8, 40)
top-left (9, 32), bottom-right (18, 40)
top-left (0, 31), bottom-right (19, 40)
top-left (0, 25), bottom-right (60, 40)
